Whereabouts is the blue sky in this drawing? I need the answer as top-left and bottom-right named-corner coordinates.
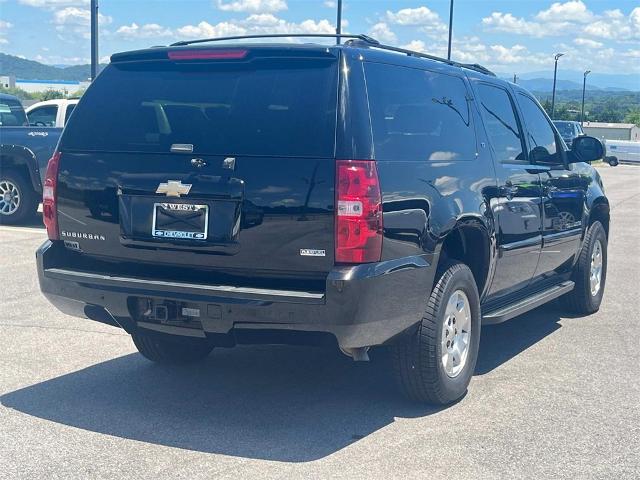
top-left (0, 0), bottom-right (638, 74)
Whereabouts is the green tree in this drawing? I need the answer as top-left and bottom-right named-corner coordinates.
top-left (624, 109), bottom-right (640, 127)
top-left (38, 89), bottom-right (67, 101)
top-left (0, 85), bottom-right (36, 100)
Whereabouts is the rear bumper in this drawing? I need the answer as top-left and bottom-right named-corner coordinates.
top-left (37, 241), bottom-right (436, 349)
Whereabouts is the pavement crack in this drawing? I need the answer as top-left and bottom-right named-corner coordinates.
top-left (610, 191), bottom-right (640, 210)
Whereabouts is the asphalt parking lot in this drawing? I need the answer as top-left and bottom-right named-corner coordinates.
top-left (1, 165), bottom-right (639, 480)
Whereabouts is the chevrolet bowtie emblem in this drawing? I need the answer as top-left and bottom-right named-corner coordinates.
top-left (156, 180), bottom-right (192, 197)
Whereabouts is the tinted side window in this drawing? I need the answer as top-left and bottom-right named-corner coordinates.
top-left (0, 99), bottom-right (28, 126)
top-left (64, 104), bottom-right (76, 125)
top-left (475, 83), bottom-right (524, 163)
top-left (28, 105), bottom-right (58, 127)
top-left (517, 94), bottom-right (560, 164)
top-left (364, 63), bottom-right (476, 161)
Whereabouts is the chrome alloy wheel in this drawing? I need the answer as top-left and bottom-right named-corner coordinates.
top-left (590, 239), bottom-right (603, 297)
top-left (0, 180), bottom-right (20, 216)
top-left (441, 289), bottom-right (472, 378)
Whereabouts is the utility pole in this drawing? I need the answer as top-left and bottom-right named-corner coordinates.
top-left (513, 74), bottom-right (517, 84)
top-left (581, 70), bottom-right (591, 126)
top-left (336, 0), bottom-right (342, 45)
top-left (90, 0), bottom-right (99, 81)
top-left (551, 52), bottom-right (564, 119)
top-left (447, 0), bottom-right (454, 60)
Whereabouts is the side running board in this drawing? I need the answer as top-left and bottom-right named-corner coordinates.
top-left (482, 281), bottom-right (575, 325)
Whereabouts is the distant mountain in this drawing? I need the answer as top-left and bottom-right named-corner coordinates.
top-left (0, 53), bottom-right (106, 81)
top-left (498, 70), bottom-right (639, 92)
top-left (507, 78), bottom-right (599, 92)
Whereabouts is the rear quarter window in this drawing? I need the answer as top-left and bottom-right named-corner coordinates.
top-left (61, 58), bottom-right (338, 157)
top-left (364, 62), bottom-right (477, 162)
top-left (0, 99), bottom-right (27, 126)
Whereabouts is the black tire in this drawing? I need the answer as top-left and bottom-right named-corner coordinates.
top-left (132, 331), bottom-right (214, 364)
top-left (564, 221), bottom-right (607, 314)
top-left (392, 261), bottom-right (481, 404)
top-left (0, 170), bottom-right (39, 225)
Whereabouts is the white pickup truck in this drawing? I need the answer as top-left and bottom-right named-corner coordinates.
top-left (26, 98), bottom-right (79, 128)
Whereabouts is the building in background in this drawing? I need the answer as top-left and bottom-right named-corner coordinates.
top-left (0, 75), bottom-right (16, 89)
top-left (583, 122), bottom-right (640, 142)
top-left (14, 79), bottom-right (89, 95)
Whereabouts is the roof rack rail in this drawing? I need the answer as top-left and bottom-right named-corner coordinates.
top-left (459, 63), bottom-right (496, 76)
top-left (353, 40), bottom-right (496, 77)
top-left (170, 33), bottom-right (380, 47)
top-left (168, 32), bottom-right (495, 77)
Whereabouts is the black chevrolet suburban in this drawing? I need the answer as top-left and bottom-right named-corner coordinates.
top-left (37, 34), bottom-right (610, 404)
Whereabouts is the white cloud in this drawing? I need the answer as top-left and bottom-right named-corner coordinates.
top-left (242, 14), bottom-right (281, 27)
top-left (368, 22), bottom-right (397, 43)
top-left (33, 53), bottom-right (90, 65)
top-left (216, 0), bottom-right (287, 14)
top-left (116, 23), bottom-right (173, 39)
top-left (19, 0), bottom-right (88, 7)
top-left (175, 15), bottom-right (335, 40)
top-left (535, 1), bottom-right (593, 23)
top-left (386, 6), bottom-right (447, 40)
top-left (489, 44), bottom-right (528, 64)
top-left (51, 6), bottom-right (111, 42)
top-left (482, 12), bottom-right (534, 32)
top-left (386, 6), bottom-right (440, 26)
top-left (52, 7), bottom-right (112, 27)
top-left (583, 7), bottom-right (640, 40)
top-left (0, 19), bottom-right (12, 44)
top-left (401, 40), bottom-right (427, 52)
top-left (481, 12), bottom-right (554, 37)
top-left (573, 37), bottom-right (603, 48)
top-left (484, 3), bottom-right (640, 42)
top-left (324, 1), bottom-right (336, 8)
top-left (176, 21), bottom-right (246, 39)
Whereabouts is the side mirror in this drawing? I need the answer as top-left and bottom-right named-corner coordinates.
top-left (569, 136), bottom-right (604, 164)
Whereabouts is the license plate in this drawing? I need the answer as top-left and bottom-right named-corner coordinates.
top-left (152, 203), bottom-right (209, 240)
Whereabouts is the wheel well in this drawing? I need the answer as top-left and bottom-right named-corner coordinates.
top-left (0, 152), bottom-right (33, 186)
top-left (438, 222), bottom-right (490, 295)
top-left (590, 202), bottom-right (610, 238)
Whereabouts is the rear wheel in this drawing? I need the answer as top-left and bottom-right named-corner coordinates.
top-left (0, 170), bottom-right (38, 225)
top-left (132, 331), bottom-right (214, 364)
top-left (564, 221), bottom-right (607, 314)
top-left (392, 261), bottom-right (481, 404)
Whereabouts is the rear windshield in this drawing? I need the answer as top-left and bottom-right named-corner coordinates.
top-left (61, 57), bottom-right (338, 157)
top-left (554, 122), bottom-right (574, 137)
top-left (0, 97), bottom-right (27, 126)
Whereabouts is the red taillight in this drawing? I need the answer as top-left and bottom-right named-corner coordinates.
top-left (168, 49), bottom-right (248, 61)
top-left (335, 160), bottom-right (383, 264)
top-left (43, 151), bottom-right (60, 240)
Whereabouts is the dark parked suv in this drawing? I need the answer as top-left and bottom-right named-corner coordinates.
top-left (37, 34), bottom-right (610, 404)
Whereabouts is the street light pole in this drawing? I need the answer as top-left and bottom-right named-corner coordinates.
top-left (581, 70), bottom-right (591, 126)
top-left (447, 0), bottom-right (454, 60)
top-left (336, 0), bottom-right (342, 45)
top-left (90, 0), bottom-right (99, 81)
top-left (551, 52), bottom-right (564, 119)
